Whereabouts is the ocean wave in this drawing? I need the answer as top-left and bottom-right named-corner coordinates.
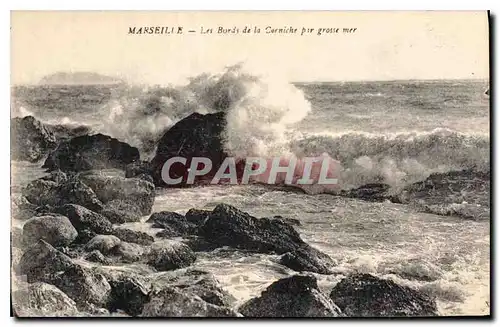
top-left (291, 129), bottom-right (490, 189)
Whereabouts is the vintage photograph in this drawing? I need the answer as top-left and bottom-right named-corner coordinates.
top-left (10, 11), bottom-right (490, 317)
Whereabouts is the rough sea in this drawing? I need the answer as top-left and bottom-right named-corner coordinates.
top-left (11, 68), bottom-right (490, 316)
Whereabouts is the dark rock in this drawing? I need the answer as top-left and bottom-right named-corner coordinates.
top-left (23, 178), bottom-right (104, 212)
top-left (11, 116), bottom-right (58, 162)
top-left (12, 282), bottom-right (79, 317)
top-left (84, 250), bottom-right (111, 265)
top-left (150, 112), bottom-right (227, 187)
top-left (146, 211), bottom-right (193, 234)
top-left (399, 169), bottom-right (490, 220)
top-left (78, 171), bottom-right (155, 217)
top-left (182, 236), bottom-right (221, 252)
top-left (22, 215), bottom-right (78, 247)
top-left (279, 247), bottom-right (334, 275)
top-left (239, 275), bottom-right (341, 317)
top-left (54, 204), bottom-right (113, 238)
top-left (150, 268), bottom-right (235, 307)
top-left (141, 287), bottom-right (239, 317)
top-left (200, 204), bottom-right (328, 258)
top-left (85, 235), bottom-right (121, 254)
top-left (329, 273), bottom-right (438, 317)
top-left (185, 208), bottom-right (211, 226)
top-left (108, 274), bottom-right (151, 316)
top-left (112, 228), bottom-right (154, 246)
top-left (146, 240), bottom-right (196, 271)
top-left (50, 264), bottom-right (111, 307)
top-left (340, 183), bottom-right (396, 202)
top-left (18, 240), bottom-right (75, 283)
top-left (42, 133), bottom-right (140, 172)
top-left (109, 242), bottom-right (146, 263)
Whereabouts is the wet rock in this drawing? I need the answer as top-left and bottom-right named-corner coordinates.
top-left (18, 240), bottom-right (75, 283)
top-left (239, 275), bottom-right (340, 317)
top-left (185, 208), bottom-right (211, 226)
top-left (112, 228), bottom-right (154, 246)
top-left (340, 183), bottom-right (397, 203)
top-left (85, 235), bottom-right (121, 254)
top-left (279, 247), bottom-right (334, 275)
top-left (200, 204), bottom-right (331, 266)
top-left (150, 268), bottom-right (235, 307)
top-left (150, 112), bottom-right (227, 187)
top-left (141, 287), bottom-right (239, 317)
top-left (12, 282), bottom-right (79, 317)
top-left (109, 241), bottom-right (146, 263)
top-left (329, 273), bottom-right (438, 317)
top-left (78, 171), bottom-right (155, 216)
top-left (84, 250), bottom-right (112, 265)
top-left (23, 178), bottom-right (104, 212)
top-left (50, 264), bottom-right (111, 307)
top-left (22, 215), bottom-right (78, 247)
top-left (146, 240), bottom-right (196, 271)
top-left (11, 115), bottom-right (58, 162)
top-left (108, 274), bottom-right (151, 316)
top-left (42, 133), bottom-right (140, 172)
top-left (146, 211), bottom-right (193, 234)
top-left (54, 204), bottom-right (113, 239)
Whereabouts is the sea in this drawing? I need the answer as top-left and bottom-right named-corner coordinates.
top-left (10, 67), bottom-right (491, 316)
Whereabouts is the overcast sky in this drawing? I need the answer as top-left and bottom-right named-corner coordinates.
top-left (11, 11), bottom-right (489, 85)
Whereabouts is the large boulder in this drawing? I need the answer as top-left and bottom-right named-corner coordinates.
top-left (141, 287), bottom-right (239, 317)
top-left (42, 133), bottom-right (140, 172)
top-left (239, 275), bottom-right (341, 317)
top-left (18, 240), bottom-right (75, 283)
top-left (22, 215), bottom-right (78, 247)
top-left (149, 268), bottom-right (235, 307)
top-left (23, 178), bottom-right (104, 212)
top-left (54, 204), bottom-right (113, 241)
top-left (329, 273), bottom-right (438, 317)
top-left (199, 204), bottom-right (335, 273)
top-left (12, 282), bottom-right (79, 317)
top-left (50, 264), bottom-right (112, 308)
top-left (150, 112), bottom-right (227, 186)
top-left (146, 240), bottom-right (196, 271)
top-left (11, 115), bottom-right (58, 162)
top-left (112, 228), bottom-right (154, 246)
top-left (78, 170), bottom-right (155, 217)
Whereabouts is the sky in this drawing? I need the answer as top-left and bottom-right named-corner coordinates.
top-left (10, 11), bottom-right (490, 85)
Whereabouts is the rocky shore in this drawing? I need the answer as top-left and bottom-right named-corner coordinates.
top-left (11, 113), bottom-right (487, 317)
